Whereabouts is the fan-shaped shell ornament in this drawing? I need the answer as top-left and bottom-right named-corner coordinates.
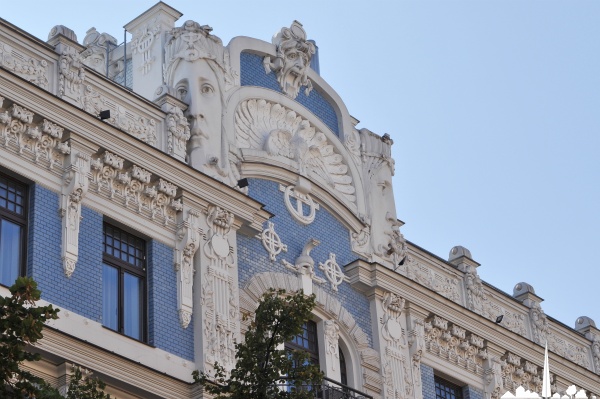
top-left (235, 98), bottom-right (356, 207)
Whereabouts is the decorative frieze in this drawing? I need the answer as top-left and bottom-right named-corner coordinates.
top-left (424, 314), bottom-right (485, 375)
top-left (500, 351), bottom-right (545, 393)
top-left (0, 40), bottom-right (48, 89)
top-left (263, 21), bottom-right (315, 99)
top-left (90, 151), bottom-right (182, 226)
top-left (0, 102), bottom-right (71, 170)
top-left (174, 208), bottom-right (202, 328)
top-left (82, 86), bottom-right (158, 146)
top-left (405, 259), bottom-right (461, 302)
top-left (547, 334), bottom-right (590, 370)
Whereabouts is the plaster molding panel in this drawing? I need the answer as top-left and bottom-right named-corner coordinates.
top-left (0, 24), bottom-right (55, 91)
top-left (196, 205), bottom-right (240, 377)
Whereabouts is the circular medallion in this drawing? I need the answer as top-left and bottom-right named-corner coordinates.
top-left (387, 319), bottom-right (402, 340)
top-left (211, 235), bottom-right (230, 258)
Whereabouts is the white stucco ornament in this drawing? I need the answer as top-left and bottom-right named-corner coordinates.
top-left (263, 21), bottom-right (315, 99)
top-left (261, 221), bottom-right (287, 261)
top-left (280, 183), bottom-right (319, 225)
top-left (318, 253), bottom-right (347, 292)
top-left (235, 99), bottom-right (357, 208)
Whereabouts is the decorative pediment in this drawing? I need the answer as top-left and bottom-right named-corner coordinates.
top-left (235, 98), bottom-right (356, 207)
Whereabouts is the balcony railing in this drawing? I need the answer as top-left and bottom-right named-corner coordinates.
top-left (279, 376), bottom-right (373, 399)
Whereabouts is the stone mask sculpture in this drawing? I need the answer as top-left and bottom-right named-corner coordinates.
top-left (263, 21), bottom-right (315, 99)
top-left (163, 20), bottom-right (231, 180)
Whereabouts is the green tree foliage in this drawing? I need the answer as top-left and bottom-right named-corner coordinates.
top-left (0, 277), bottom-right (110, 399)
top-left (194, 289), bottom-right (324, 399)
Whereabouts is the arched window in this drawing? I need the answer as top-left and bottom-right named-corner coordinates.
top-left (339, 346), bottom-right (348, 386)
top-left (285, 320), bottom-right (319, 365)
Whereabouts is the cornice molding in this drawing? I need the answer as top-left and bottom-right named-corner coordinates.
top-left (0, 70), bottom-right (270, 235)
top-left (345, 260), bottom-right (600, 392)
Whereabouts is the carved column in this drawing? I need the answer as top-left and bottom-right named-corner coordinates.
top-left (374, 290), bottom-right (412, 399)
top-left (195, 205), bottom-right (240, 376)
top-left (60, 139), bottom-right (93, 277)
top-left (174, 207), bottom-right (202, 328)
top-left (320, 320), bottom-right (342, 382)
top-left (481, 343), bottom-right (505, 399)
top-left (407, 305), bottom-right (428, 399)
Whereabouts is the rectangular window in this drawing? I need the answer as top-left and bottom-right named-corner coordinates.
top-left (102, 223), bottom-right (146, 341)
top-left (0, 173), bottom-right (27, 287)
top-left (435, 376), bottom-right (464, 399)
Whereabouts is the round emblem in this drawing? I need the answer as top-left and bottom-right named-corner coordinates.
top-left (211, 235), bottom-right (230, 258)
top-left (387, 319), bottom-right (402, 340)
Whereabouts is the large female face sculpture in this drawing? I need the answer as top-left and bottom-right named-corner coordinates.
top-left (171, 58), bottom-right (222, 171)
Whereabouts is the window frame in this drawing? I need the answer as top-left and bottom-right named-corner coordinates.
top-left (285, 319), bottom-right (320, 365)
top-left (0, 171), bottom-right (28, 287)
top-left (102, 221), bottom-right (147, 342)
top-left (434, 375), bottom-right (464, 399)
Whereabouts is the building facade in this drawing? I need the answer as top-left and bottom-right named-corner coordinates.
top-left (0, 3), bottom-right (598, 398)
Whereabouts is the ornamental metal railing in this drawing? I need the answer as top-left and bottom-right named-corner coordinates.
top-left (279, 376), bottom-right (373, 399)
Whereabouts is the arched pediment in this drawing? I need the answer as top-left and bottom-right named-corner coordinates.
top-left (223, 87), bottom-right (366, 219)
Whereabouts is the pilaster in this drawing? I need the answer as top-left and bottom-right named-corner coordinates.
top-left (60, 136), bottom-right (96, 277)
top-left (124, 2), bottom-right (183, 100)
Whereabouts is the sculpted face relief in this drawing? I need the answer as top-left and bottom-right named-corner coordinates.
top-left (164, 20), bottom-right (231, 179)
top-left (171, 59), bottom-right (222, 170)
top-left (263, 21), bottom-right (315, 99)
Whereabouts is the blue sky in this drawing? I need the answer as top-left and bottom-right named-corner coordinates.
top-left (2, 1), bottom-right (598, 329)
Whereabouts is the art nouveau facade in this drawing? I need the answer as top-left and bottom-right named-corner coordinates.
top-left (0, 3), bottom-right (598, 399)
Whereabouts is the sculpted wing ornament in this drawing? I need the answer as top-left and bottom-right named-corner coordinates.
top-left (235, 99), bottom-right (356, 205)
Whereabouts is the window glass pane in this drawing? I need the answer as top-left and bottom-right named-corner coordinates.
top-left (102, 264), bottom-right (118, 331)
top-left (0, 176), bottom-right (25, 215)
top-left (435, 376), bottom-right (463, 399)
top-left (123, 272), bottom-right (143, 340)
top-left (0, 219), bottom-right (22, 286)
top-left (339, 347), bottom-right (347, 386)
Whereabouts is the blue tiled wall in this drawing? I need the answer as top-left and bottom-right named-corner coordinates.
top-left (239, 52), bottom-right (340, 137)
top-left (421, 364), bottom-right (436, 399)
top-left (29, 186), bottom-right (104, 322)
top-left (238, 178), bottom-right (372, 346)
top-left (28, 184), bottom-right (193, 360)
top-left (148, 240), bottom-right (194, 361)
top-left (463, 385), bottom-right (484, 399)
